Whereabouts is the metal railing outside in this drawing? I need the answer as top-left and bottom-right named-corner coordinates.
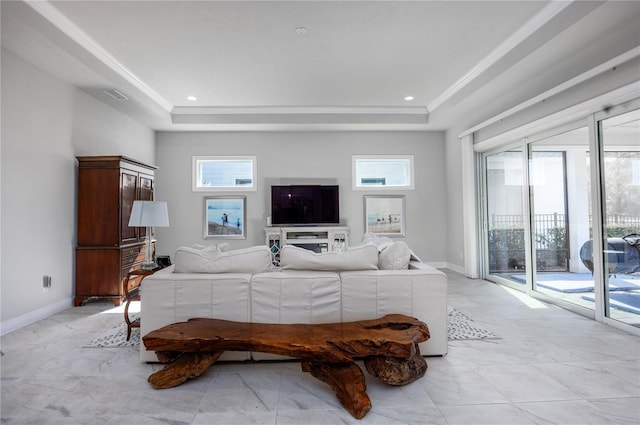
top-left (488, 213), bottom-right (640, 272)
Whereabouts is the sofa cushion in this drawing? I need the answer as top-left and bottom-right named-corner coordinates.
top-left (378, 241), bottom-right (411, 270)
top-left (174, 245), bottom-right (271, 274)
top-left (280, 244), bottom-right (378, 271)
top-left (340, 267), bottom-right (448, 356)
top-left (251, 271), bottom-right (342, 323)
top-left (250, 270), bottom-right (342, 361)
top-left (140, 266), bottom-right (252, 362)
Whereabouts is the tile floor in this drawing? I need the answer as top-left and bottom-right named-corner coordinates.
top-left (1, 270), bottom-right (639, 424)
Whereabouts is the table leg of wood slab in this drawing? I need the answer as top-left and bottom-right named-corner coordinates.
top-left (143, 314), bottom-right (430, 419)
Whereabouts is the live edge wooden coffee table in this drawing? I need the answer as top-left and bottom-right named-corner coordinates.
top-left (143, 314), bottom-right (430, 419)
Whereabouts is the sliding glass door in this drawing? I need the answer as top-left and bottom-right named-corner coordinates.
top-left (527, 127), bottom-right (594, 311)
top-left (485, 149), bottom-right (526, 287)
top-left (482, 101), bottom-right (639, 331)
top-left (599, 109), bottom-right (640, 326)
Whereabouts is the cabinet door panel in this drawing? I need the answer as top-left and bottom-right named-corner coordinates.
top-left (137, 173), bottom-right (155, 241)
top-left (77, 168), bottom-right (120, 246)
top-left (120, 171), bottom-right (138, 244)
top-left (139, 174), bottom-right (154, 201)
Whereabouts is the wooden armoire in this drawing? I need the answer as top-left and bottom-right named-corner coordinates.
top-left (75, 156), bottom-right (157, 306)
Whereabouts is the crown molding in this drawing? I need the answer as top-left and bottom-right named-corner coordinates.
top-left (428, 0), bottom-right (574, 113)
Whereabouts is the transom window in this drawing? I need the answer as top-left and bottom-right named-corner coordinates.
top-left (352, 155), bottom-right (414, 190)
top-left (192, 156), bottom-right (257, 191)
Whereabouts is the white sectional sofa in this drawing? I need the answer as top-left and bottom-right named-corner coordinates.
top-left (140, 240), bottom-right (448, 362)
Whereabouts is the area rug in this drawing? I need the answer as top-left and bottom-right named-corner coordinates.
top-left (510, 273), bottom-right (640, 293)
top-left (447, 308), bottom-right (500, 341)
top-left (85, 311), bottom-right (498, 346)
top-left (83, 318), bottom-right (140, 348)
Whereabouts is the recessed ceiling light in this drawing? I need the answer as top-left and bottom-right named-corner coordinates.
top-left (404, 96), bottom-right (414, 101)
top-left (187, 96), bottom-right (197, 101)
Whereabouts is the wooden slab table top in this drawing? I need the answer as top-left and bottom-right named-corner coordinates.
top-left (143, 314), bottom-right (430, 419)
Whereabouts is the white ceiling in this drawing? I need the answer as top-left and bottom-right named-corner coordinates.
top-left (2, 1), bottom-right (639, 132)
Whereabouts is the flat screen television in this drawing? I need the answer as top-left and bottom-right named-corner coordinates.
top-left (271, 185), bottom-right (339, 225)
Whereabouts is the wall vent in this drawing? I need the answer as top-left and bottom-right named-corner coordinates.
top-left (101, 89), bottom-right (129, 101)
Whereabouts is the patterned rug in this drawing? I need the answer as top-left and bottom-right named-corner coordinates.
top-left (84, 310), bottom-right (498, 347)
top-left (83, 316), bottom-right (140, 348)
top-left (447, 308), bottom-right (500, 341)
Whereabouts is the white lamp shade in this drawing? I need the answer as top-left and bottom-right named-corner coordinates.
top-left (128, 201), bottom-right (170, 227)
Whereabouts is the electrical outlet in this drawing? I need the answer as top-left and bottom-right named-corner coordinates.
top-left (43, 275), bottom-right (52, 292)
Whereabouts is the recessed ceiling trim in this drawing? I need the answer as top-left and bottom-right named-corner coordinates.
top-left (168, 123), bottom-right (432, 132)
top-left (25, 0), bottom-right (173, 113)
top-left (171, 106), bottom-right (429, 127)
top-left (427, 0), bottom-right (574, 113)
top-left (172, 113), bottom-right (429, 125)
top-left (172, 106), bottom-right (429, 115)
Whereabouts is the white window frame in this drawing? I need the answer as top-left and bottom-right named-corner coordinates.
top-left (192, 156), bottom-right (257, 192)
top-left (352, 155), bottom-right (415, 190)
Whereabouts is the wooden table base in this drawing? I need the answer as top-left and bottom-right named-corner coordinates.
top-left (143, 314), bottom-right (430, 419)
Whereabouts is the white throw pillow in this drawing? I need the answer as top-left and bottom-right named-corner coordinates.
top-left (280, 244), bottom-right (378, 271)
top-left (361, 232), bottom-right (395, 252)
top-left (191, 243), bottom-right (230, 253)
top-left (378, 241), bottom-right (411, 270)
top-left (216, 242), bottom-right (230, 252)
top-left (174, 245), bottom-right (272, 273)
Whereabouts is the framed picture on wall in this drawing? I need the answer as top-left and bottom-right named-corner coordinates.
top-left (204, 196), bottom-right (246, 239)
top-left (364, 195), bottom-right (405, 237)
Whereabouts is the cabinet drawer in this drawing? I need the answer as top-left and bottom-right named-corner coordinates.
top-left (122, 252), bottom-right (145, 268)
top-left (122, 256), bottom-right (143, 269)
top-left (121, 245), bottom-right (145, 259)
top-left (120, 245), bottom-right (146, 267)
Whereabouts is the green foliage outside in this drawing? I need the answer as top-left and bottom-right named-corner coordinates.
top-left (488, 227), bottom-right (568, 272)
top-left (604, 226), bottom-right (639, 238)
top-left (489, 223), bottom-right (639, 273)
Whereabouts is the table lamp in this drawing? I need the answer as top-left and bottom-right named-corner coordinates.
top-left (128, 200), bottom-right (170, 269)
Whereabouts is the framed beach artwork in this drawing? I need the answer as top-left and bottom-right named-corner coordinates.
top-left (364, 195), bottom-right (405, 237)
top-left (204, 196), bottom-right (246, 239)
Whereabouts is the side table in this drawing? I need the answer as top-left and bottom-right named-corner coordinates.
top-left (123, 269), bottom-right (156, 340)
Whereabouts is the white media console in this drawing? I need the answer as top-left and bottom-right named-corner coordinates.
top-left (265, 226), bottom-right (350, 267)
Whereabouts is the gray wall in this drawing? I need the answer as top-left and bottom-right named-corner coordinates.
top-left (0, 49), bottom-right (155, 330)
top-left (155, 131), bottom-right (448, 265)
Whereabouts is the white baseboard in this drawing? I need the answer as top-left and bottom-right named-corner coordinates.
top-left (425, 261), bottom-right (448, 269)
top-left (1, 297), bottom-right (72, 336)
top-left (444, 262), bottom-right (466, 274)
top-left (425, 261), bottom-right (466, 274)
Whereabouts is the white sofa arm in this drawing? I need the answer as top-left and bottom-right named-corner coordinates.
top-left (409, 260), bottom-right (434, 270)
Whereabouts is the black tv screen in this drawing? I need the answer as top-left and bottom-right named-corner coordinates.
top-left (271, 185), bottom-right (339, 225)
